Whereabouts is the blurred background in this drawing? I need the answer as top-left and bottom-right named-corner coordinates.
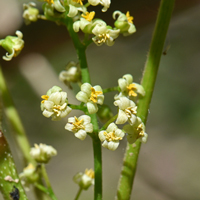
top-left (0, 0), bottom-right (200, 199)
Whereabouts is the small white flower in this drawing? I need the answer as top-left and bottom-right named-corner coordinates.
top-left (88, 0), bottom-right (111, 12)
top-left (115, 74), bottom-right (145, 100)
top-left (99, 123), bottom-right (125, 151)
top-left (66, 0), bottom-right (86, 18)
top-left (76, 83), bottom-right (104, 114)
top-left (0, 31), bottom-right (24, 61)
top-left (23, 2), bottom-right (39, 25)
top-left (113, 11), bottom-right (136, 36)
top-left (92, 21), bottom-right (120, 46)
top-left (73, 168), bottom-right (94, 190)
top-left (123, 117), bottom-right (148, 144)
top-left (30, 143), bottom-right (57, 163)
top-left (59, 61), bottom-right (81, 88)
top-left (41, 86), bottom-right (72, 121)
top-left (114, 97), bottom-right (137, 125)
top-left (65, 115), bottom-right (93, 140)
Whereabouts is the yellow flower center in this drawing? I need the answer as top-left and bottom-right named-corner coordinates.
top-left (126, 11), bottom-right (134, 24)
top-left (73, 0), bottom-right (84, 5)
top-left (104, 131), bottom-right (122, 142)
top-left (41, 95), bottom-right (49, 103)
top-left (81, 12), bottom-right (95, 22)
top-left (125, 106), bottom-right (137, 117)
top-left (53, 104), bottom-right (65, 116)
top-left (126, 83), bottom-right (137, 97)
top-left (72, 117), bottom-right (85, 131)
top-left (85, 168), bottom-right (94, 179)
top-left (90, 87), bottom-right (102, 103)
top-left (44, 0), bottom-right (54, 4)
top-left (96, 33), bottom-right (110, 45)
top-left (137, 124), bottom-right (144, 138)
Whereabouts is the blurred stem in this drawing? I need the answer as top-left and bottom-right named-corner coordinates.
top-left (0, 66), bottom-right (35, 165)
top-left (116, 0), bottom-right (175, 199)
top-left (74, 187), bottom-right (83, 200)
top-left (41, 164), bottom-right (58, 200)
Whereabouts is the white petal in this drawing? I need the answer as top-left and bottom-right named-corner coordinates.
top-left (107, 141), bottom-right (119, 151)
top-left (65, 123), bottom-right (74, 132)
top-left (75, 130), bottom-right (87, 140)
top-left (81, 83), bottom-right (92, 95)
top-left (116, 109), bottom-right (128, 124)
top-left (68, 4), bottom-right (78, 18)
top-left (76, 91), bottom-right (89, 103)
top-left (98, 131), bottom-right (106, 142)
top-left (42, 110), bottom-right (53, 118)
top-left (106, 122), bottom-right (117, 132)
top-left (123, 74), bottom-right (133, 84)
top-left (87, 102), bottom-right (98, 114)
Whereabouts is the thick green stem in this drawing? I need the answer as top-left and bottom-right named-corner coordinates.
top-left (0, 66), bottom-right (35, 165)
top-left (116, 1), bottom-right (175, 199)
top-left (0, 130), bottom-right (28, 200)
top-left (92, 136), bottom-right (102, 200)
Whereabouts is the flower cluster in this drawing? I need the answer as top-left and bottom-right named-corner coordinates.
top-left (21, 0), bottom-right (136, 47)
top-left (98, 74), bottom-right (147, 150)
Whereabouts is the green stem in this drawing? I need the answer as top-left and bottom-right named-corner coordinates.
top-left (92, 135), bottom-right (102, 200)
top-left (63, 16), bottom-right (102, 200)
top-left (74, 187), bottom-right (83, 200)
top-left (41, 164), bottom-right (58, 200)
top-left (0, 66), bottom-right (35, 165)
top-left (0, 130), bottom-right (28, 200)
top-left (116, 1), bottom-right (175, 199)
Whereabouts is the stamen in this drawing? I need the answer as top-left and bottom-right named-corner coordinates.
top-left (96, 33), bottom-right (110, 44)
top-left (81, 12), bottom-right (95, 22)
top-left (41, 95), bottom-right (49, 103)
top-left (72, 117), bottom-right (85, 131)
top-left (137, 124), bottom-right (144, 138)
top-left (126, 83), bottom-right (137, 97)
top-left (85, 168), bottom-right (94, 178)
top-left (104, 131), bottom-right (122, 142)
top-left (90, 87), bottom-right (102, 103)
top-left (126, 11), bottom-right (134, 24)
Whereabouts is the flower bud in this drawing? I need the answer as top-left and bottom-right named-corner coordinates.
top-left (23, 2), bottom-right (39, 25)
top-left (0, 31), bottom-right (24, 61)
top-left (30, 143), bottom-right (57, 163)
top-left (73, 168), bottom-right (94, 190)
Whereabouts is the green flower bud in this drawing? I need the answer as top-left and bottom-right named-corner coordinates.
top-left (23, 2), bottom-right (39, 25)
top-left (0, 31), bottom-right (24, 61)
